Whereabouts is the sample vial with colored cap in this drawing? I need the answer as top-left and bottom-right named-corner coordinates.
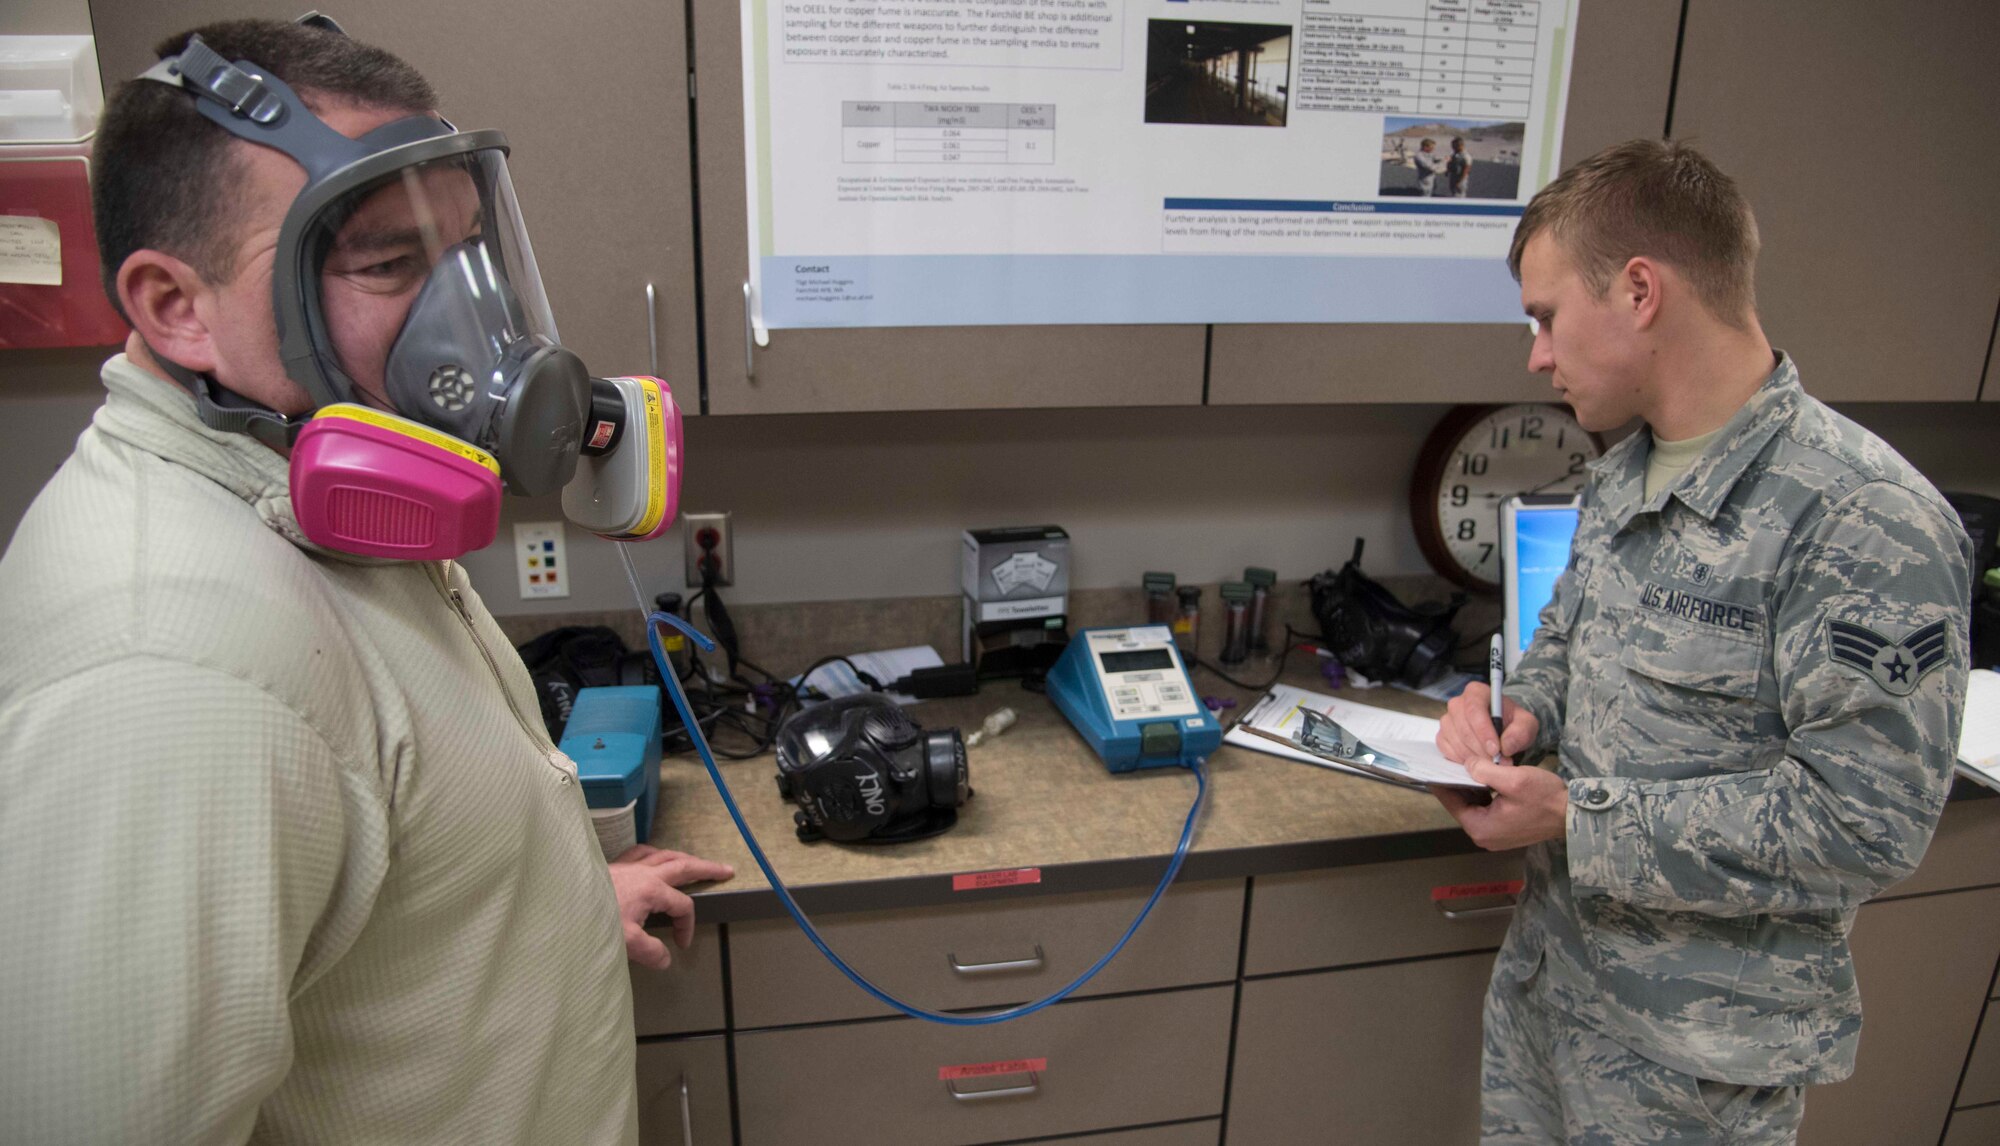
top-left (1219, 581), bottom-right (1253, 665)
top-left (1244, 567), bottom-right (1276, 655)
top-left (1174, 585), bottom-right (1203, 654)
top-left (1144, 571), bottom-right (1178, 626)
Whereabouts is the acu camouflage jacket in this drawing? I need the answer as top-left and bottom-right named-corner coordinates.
top-left (1502, 353), bottom-right (1972, 1087)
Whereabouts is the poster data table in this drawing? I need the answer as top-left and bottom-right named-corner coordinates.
top-left (842, 101), bottom-right (1057, 165)
top-left (1299, 0), bottom-right (1540, 118)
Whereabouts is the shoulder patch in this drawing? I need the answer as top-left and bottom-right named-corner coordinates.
top-left (1825, 618), bottom-right (1952, 696)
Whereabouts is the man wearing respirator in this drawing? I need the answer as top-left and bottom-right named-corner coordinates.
top-left (0, 18), bottom-right (727, 1143)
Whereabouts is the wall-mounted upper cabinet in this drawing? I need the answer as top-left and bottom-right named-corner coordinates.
top-left (88, 0), bottom-right (703, 415)
top-left (689, 0), bottom-right (1206, 414)
top-left (1205, 0), bottom-right (1682, 406)
top-left (1671, 1), bottom-right (2000, 404)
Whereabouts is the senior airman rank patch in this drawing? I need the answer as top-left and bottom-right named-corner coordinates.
top-left (1825, 618), bottom-right (1953, 696)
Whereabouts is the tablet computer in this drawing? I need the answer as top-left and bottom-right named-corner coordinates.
top-left (1501, 494), bottom-right (1582, 672)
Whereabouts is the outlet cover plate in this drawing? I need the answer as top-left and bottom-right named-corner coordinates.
top-left (683, 512), bottom-right (733, 587)
top-left (515, 521), bottom-right (570, 599)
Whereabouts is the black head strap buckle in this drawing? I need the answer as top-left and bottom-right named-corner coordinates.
top-left (168, 37), bottom-right (286, 125)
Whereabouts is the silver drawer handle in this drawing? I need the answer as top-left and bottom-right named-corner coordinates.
top-left (1434, 895), bottom-right (1519, 921)
top-left (947, 944), bottom-right (1046, 975)
top-left (677, 1073), bottom-right (693, 1146)
top-left (946, 1072), bottom-right (1041, 1102)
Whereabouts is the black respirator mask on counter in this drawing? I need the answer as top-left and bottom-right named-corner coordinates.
top-left (1310, 539), bottom-right (1465, 688)
top-left (774, 695), bottom-right (971, 844)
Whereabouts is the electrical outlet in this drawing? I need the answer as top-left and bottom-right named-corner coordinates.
top-left (683, 511), bottom-right (734, 587)
top-left (515, 521), bottom-right (570, 599)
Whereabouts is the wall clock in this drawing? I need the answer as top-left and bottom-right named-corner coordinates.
top-left (1410, 403), bottom-right (1605, 591)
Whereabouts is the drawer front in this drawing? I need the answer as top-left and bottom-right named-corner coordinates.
top-left (635, 1036), bottom-right (732, 1146)
top-left (1246, 852), bottom-right (1524, 975)
top-left (1031, 1121), bottom-right (1219, 1146)
top-left (734, 985), bottom-right (1233, 1146)
top-left (1887, 797), bottom-right (2000, 900)
top-left (1960, 999), bottom-right (2000, 1108)
top-left (1229, 951), bottom-right (1497, 1146)
top-left (730, 879), bottom-right (1244, 1027)
top-left (631, 924), bottom-right (726, 1036)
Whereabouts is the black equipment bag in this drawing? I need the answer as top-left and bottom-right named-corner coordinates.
top-left (1309, 539), bottom-right (1465, 688)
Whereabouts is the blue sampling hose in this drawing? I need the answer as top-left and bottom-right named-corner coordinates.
top-left (645, 610), bottom-right (1207, 1025)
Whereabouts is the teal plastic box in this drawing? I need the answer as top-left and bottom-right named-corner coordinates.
top-left (560, 685), bottom-right (663, 845)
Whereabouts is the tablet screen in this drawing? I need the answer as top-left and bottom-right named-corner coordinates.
top-left (1504, 499), bottom-right (1580, 670)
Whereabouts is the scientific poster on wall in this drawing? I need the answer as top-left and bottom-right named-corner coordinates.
top-left (742, 0), bottom-right (1578, 333)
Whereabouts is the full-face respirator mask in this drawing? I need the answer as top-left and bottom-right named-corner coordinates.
top-left (774, 694), bottom-right (971, 844)
top-left (1310, 539), bottom-right (1465, 688)
top-left (137, 28), bottom-right (679, 559)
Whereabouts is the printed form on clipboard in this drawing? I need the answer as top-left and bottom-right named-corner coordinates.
top-left (1226, 683), bottom-right (1486, 791)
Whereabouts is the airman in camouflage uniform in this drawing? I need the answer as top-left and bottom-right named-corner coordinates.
top-left (1492, 352), bottom-right (1971, 1141)
top-left (1431, 140), bottom-right (1972, 1144)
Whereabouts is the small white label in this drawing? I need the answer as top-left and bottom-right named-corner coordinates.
top-left (0, 216), bottom-right (61, 286)
top-left (515, 521), bottom-right (570, 599)
top-left (978, 595), bottom-right (1063, 622)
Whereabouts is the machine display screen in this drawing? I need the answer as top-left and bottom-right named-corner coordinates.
top-left (1510, 505), bottom-right (1580, 658)
top-left (1099, 648), bottom-right (1175, 675)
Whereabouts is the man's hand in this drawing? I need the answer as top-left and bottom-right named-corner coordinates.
top-left (1431, 758), bottom-right (1569, 851)
top-left (1434, 684), bottom-right (1563, 850)
top-left (609, 845), bottom-right (735, 970)
top-left (1436, 682), bottom-right (1538, 767)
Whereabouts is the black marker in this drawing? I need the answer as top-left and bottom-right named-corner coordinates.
top-left (1488, 633), bottom-right (1506, 764)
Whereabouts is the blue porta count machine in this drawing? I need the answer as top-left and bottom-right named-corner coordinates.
top-left (1048, 625), bottom-right (1223, 771)
top-left (560, 685), bottom-right (663, 852)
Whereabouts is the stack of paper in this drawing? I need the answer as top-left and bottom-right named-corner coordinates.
top-left (1958, 669), bottom-right (2000, 793)
top-left (1225, 682), bottom-right (1485, 790)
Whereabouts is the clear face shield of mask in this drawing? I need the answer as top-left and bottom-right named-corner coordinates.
top-left (301, 149), bottom-right (590, 497)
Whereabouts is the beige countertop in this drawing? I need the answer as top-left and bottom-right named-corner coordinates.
top-left (650, 662), bottom-right (1479, 922)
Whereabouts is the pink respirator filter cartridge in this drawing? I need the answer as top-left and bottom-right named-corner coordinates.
top-left (290, 405), bottom-right (504, 560)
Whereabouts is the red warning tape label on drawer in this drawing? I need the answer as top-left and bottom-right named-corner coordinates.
top-left (939, 1057), bottom-right (1047, 1081)
top-left (952, 867), bottom-right (1042, 892)
top-left (1431, 880), bottom-right (1524, 902)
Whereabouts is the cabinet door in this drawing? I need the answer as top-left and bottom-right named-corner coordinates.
top-left (1798, 886), bottom-right (2000, 1146)
top-left (1960, 999), bottom-right (2000, 1109)
top-left (631, 925), bottom-right (727, 1037)
top-left (1944, 1104), bottom-right (2000, 1146)
top-left (1228, 950), bottom-right (1497, 1144)
top-left (636, 1036), bottom-right (734, 1146)
top-left (89, 0), bottom-right (701, 411)
top-left (1206, 0), bottom-right (1682, 405)
top-left (688, 2), bottom-right (1205, 413)
top-left (1987, 307), bottom-right (1999, 402)
top-left (1672, 2), bottom-right (2000, 403)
